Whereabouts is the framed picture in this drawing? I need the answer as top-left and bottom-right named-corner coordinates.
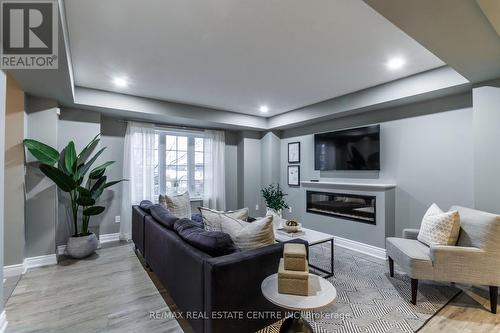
top-left (288, 142), bottom-right (300, 163)
top-left (288, 165), bottom-right (300, 187)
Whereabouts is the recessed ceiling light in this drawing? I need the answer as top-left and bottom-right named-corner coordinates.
top-left (112, 77), bottom-right (128, 88)
top-left (386, 57), bottom-right (406, 70)
top-left (259, 105), bottom-right (269, 113)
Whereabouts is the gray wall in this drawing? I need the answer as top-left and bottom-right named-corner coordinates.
top-left (261, 131), bottom-right (281, 187)
top-left (0, 70), bottom-right (7, 313)
top-left (473, 86), bottom-right (500, 214)
top-left (280, 98), bottom-right (474, 239)
top-left (56, 108), bottom-right (101, 245)
top-left (4, 75), bottom-right (25, 266)
top-left (25, 97), bottom-right (59, 258)
top-left (225, 131), bottom-right (239, 210)
top-left (97, 115), bottom-right (127, 235)
top-left (237, 131), bottom-right (266, 217)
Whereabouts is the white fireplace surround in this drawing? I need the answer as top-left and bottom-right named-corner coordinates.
top-left (299, 181), bottom-right (396, 256)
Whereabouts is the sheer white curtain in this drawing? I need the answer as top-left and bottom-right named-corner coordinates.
top-left (120, 122), bottom-right (156, 240)
top-left (203, 130), bottom-right (226, 210)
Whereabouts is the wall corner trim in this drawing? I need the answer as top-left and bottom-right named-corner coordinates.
top-left (0, 311), bottom-right (8, 333)
top-left (334, 236), bottom-right (387, 260)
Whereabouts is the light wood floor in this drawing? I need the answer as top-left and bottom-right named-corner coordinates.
top-left (4, 242), bottom-right (499, 332)
top-left (420, 286), bottom-right (500, 333)
top-left (5, 243), bottom-right (183, 333)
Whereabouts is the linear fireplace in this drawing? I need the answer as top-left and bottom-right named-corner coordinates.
top-left (306, 190), bottom-right (376, 224)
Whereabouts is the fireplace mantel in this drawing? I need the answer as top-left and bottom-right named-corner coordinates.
top-left (301, 181), bottom-right (396, 191)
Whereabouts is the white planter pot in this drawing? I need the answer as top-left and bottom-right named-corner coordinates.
top-left (266, 207), bottom-right (285, 228)
top-left (266, 207), bottom-right (282, 218)
top-left (66, 233), bottom-right (99, 259)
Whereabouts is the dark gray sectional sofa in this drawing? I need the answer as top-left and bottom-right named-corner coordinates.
top-left (132, 204), bottom-right (308, 333)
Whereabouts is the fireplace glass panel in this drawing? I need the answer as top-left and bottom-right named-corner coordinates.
top-left (306, 191), bottom-right (376, 224)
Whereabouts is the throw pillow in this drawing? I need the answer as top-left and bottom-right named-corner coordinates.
top-left (199, 207), bottom-right (249, 231)
top-left (417, 203), bottom-right (460, 246)
top-left (150, 204), bottom-right (179, 230)
top-left (139, 200), bottom-right (154, 213)
top-left (218, 215), bottom-right (275, 250)
top-left (159, 192), bottom-right (192, 219)
top-left (174, 218), bottom-right (238, 257)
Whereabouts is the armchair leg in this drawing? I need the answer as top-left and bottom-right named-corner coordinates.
top-left (489, 286), bottom-right (498, 314)
top-left (411, 278), bottom-right (418, 305)
top-left (388, 257), bottom-right (394, 277)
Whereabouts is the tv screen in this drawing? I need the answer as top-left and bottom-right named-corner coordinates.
top-left (314, 125), bottom-right (380, 171)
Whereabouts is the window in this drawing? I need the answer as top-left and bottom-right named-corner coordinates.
top-left (156, 131), bottom-right (204, 199)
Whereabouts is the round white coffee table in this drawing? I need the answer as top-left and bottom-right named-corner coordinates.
top-left (261, 273), bottom-right (337, 333)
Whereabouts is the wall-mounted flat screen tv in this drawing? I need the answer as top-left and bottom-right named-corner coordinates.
top-left (314, 125), bottom-right (380, 171)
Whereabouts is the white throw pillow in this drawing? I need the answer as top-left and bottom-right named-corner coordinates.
top-left (159, 192), bottom-right (192, 219)
top-left (417, 203), bottom-right (460, 246)
top-left (199, 207), bottom-right (249, 231)
top-left (219, 215), bottom-right (275, 250)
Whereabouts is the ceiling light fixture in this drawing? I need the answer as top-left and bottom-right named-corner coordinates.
top-left (386, 57), bottom-right (406, 70)
top-left (113, 77), bottom-right (128, 88)
top-left (259, 105), bottom-right (269, 113)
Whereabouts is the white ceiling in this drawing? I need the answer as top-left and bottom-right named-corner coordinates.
top-left (64, 0), bottom-right (445, 117)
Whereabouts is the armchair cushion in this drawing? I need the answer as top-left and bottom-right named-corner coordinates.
top-left (386, 237), bottom-right (433, 279)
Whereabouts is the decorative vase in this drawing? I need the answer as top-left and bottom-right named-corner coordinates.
top-left (66, 232), bottom-right (99, 259)
top-left (266, 207), bottom-right (282, 218)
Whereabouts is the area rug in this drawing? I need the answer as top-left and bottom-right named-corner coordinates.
top-left (260, 244), bottom-right (460, 333)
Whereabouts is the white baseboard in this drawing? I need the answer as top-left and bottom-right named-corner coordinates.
top-left (334, 236), bottom-right (387, 260)
top-left (3, 233), bottom-right (119, 278)
top-left (99, 232), bottom-right (120, 243)
top-left (4, 263), bottom-right (26, 278)
top-left (0, 311), bottom-right (8, 333)
top-left (4, 253), bottom-right (57, 278)
top-left (24, 254), bottom-right (57, 270)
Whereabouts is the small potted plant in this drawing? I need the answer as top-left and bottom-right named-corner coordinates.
top-left (24, 134), bottom-right (126, 259)
top-left (261, 183), bottom-right (289, 218)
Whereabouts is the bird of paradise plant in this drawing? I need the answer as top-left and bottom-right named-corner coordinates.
top-left (23, 134), bottom-right (126, 237)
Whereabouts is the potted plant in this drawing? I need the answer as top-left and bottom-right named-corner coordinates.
top-left (261, 183), bottom-right (289, 218)
top-left (23, 134), bottom-right (125, 259)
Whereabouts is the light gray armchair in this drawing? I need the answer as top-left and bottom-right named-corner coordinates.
top-left (386, 206), bottom-right (500, 313)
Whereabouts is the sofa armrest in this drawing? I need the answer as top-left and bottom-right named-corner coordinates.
top-left (203, 239), bottom-right (308, 333)
top-left (430, 245), bottom-right (484, 263)
top-left (402, 228), bottom-right (420, 240)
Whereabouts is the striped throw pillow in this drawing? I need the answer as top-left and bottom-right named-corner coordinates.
top-left (219, 215), bottom-right (275, 250)
top-left (199, 207), bottom-right (249, 232)
top-left (159, 192), bottom-right (192, 219)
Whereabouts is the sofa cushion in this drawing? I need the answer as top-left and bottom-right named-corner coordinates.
top-left (174, 218), bottom-right (238, 257)
top-left (199, 207), bottom-right (249, 231)
top-left (150, 204), bottom-right (179, 230)
top-left (219, 215), bottom-right (275, 250)
top-left (386, 237), bottom-right (433, 279)
top-left (139, 200), bottom-right (154, 213)
top-left (417, 203), bottom-right (460, 246)
top-left (159, 192), bottom-right (192, 219)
